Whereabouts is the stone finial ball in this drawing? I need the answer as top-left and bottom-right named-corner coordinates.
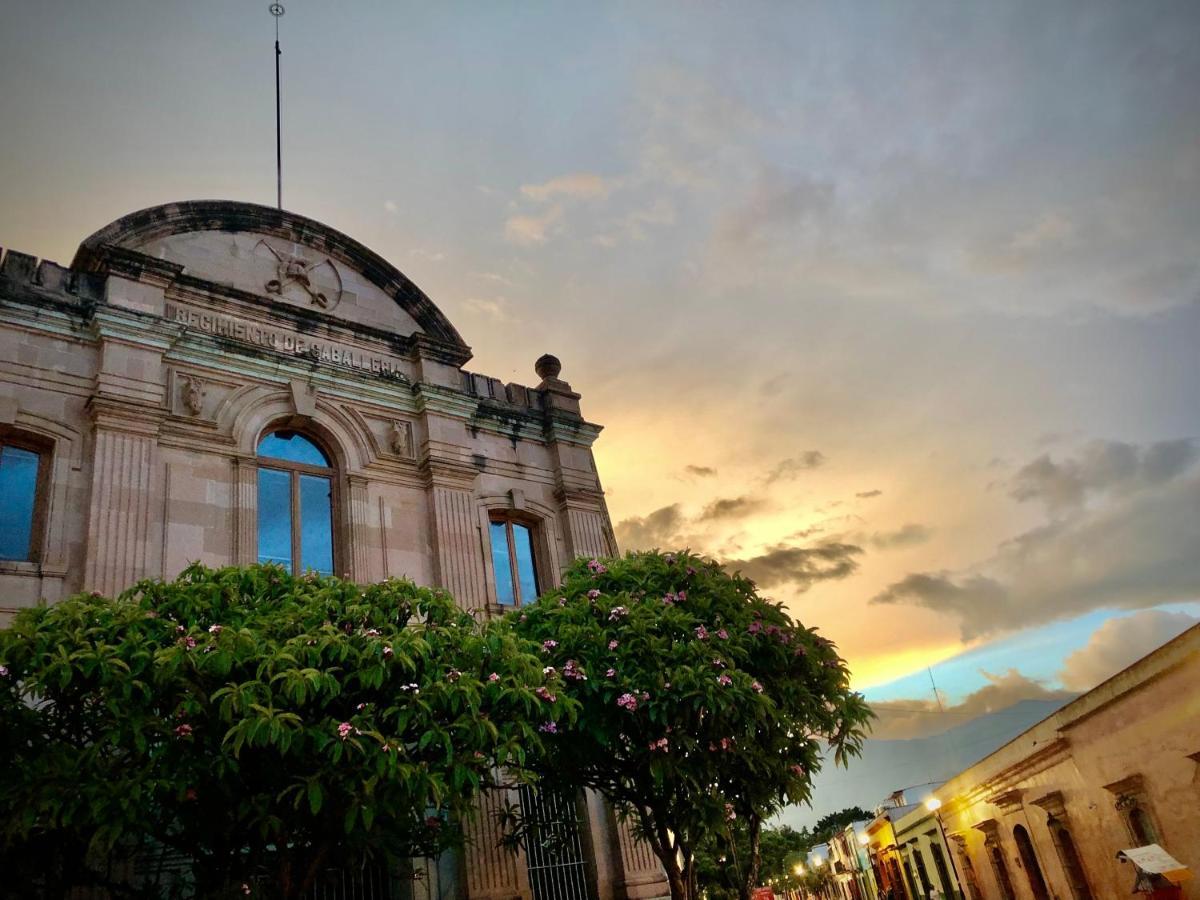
top-left (535, 354), bottom-right (562, 380)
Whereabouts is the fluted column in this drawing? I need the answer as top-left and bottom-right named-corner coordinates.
top-left (84, 400), bottom-right (164, 596)
top-left (347, 474), bottom-right (372, 582)
top-left (423, 460), bottom-right (488, 613)
top-left (464, 786), bottom-right (523, 899)
top-left (231, 456), bottom-right (258, 566)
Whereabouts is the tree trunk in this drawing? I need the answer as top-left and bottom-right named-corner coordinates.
top-left (738, 816), bottom-right (762, 900)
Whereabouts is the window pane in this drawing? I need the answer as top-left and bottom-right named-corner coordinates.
top-left (513, 523), bottom-right (538, 604)
top-left (0, 446), bottom-right (39, 561)
top-left (257, 431), bottom-right (330, 467)
top-left (299, 474), bottom-right (334, 576)
top-left (257, 468), bottom-right (293, 568)
top-left (490, 521), bottom-right (515, 605)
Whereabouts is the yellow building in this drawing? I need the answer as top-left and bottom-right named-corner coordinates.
top-left (932, 623), bottom-right (1200, 900)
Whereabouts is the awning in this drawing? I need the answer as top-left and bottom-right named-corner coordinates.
top-left (1117, 845), bottom-right (1191, 885)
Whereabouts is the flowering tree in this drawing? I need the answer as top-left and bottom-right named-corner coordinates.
top-left (0, 564), bottom-right (571, 899)
top-left (508, 551), bottom-right (871, 900)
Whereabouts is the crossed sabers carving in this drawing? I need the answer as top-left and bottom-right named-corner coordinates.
top-left (256, 239), bottom-right (343, 309)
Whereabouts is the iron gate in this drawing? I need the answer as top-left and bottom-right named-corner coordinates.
top-left (518, 786), bottom-right (594, 900)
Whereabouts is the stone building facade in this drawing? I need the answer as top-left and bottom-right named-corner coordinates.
top-left (931, 623), bottom-right (1200, 900)
top-left (0, 200), bottom-right (668, 899)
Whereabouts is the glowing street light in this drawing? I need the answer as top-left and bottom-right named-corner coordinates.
top-left (793, 863), bottom-right (805, 875)
top-left (924, 796), bottom-right (942, 812)
top-left (858, 832), bottom-right (870, 847)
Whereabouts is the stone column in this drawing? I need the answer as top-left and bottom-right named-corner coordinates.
top-left (463, 786), bottom-right (523, 900)
top-left (231, 456), bottom-right (258, 566)
top-left (346, 474), bottom-right (372, 582)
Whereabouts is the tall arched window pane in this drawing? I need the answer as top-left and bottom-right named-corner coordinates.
top-left (489, 518), bottom-right (540, 606)
top-left (257, 430), bottom-right (334, 576)
top-left (257, 468), bottom-right (293, 568)
top-left (0, 444), bottom-right (40, 561)
top-left (299, 474), bottom-right (334, 575)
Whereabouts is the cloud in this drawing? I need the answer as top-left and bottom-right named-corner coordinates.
top-left (504, 205), bottom-right (563, 245)
top-left (383, 200), bottom-right (398, 215)
top-left (684, 465), bottom-right (717, 478)
top-left (873, 439), bottom-right (1200, 638)
top-left (1059, 609), bottom-right (1198, 691)
top-left (614, 504), bottom-right (684, 551)
top-left (520, 173), bottom-right (611, 203)
top-left (870, 669), bottom-right (1076, 741)
top-left (716, 169), bottom-right (835, 246)
top-left (869, 523), bottom-right (933, 550)
top-left (856, 490), bottom-right (883, 499)
top-left (698, 495), bottom-right (764, 521)
top-left (1010, 439), bottom-right (1199, 513)
top-left (766, 452), bottom-right (826, 483)
top-left (727, 541), bottom-right (863, 591)
top-left (461, 296), bottom-right (512, 322)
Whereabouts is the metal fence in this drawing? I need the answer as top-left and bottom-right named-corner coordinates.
top-left (518, 786), bottom-right (593, 900)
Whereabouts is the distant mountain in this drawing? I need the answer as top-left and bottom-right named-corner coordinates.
top-left (776, 698), bottom-right (1075, 830)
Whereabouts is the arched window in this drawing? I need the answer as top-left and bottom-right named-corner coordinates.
top-left (0, 435), bottom-right (48, 562)
top-left (488, 516), bottom-right (539, 605)
top-left (1048, 817), bottom-right (1093, 900)
top-left (257, 430), bottom-right (335, 576)
top-left (987, 840), bottom-right (1016, 900)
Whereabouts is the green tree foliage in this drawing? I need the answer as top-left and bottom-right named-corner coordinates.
top-left (695, 823), bottom-right (813, 899)
top-left (0, 564), bottom-right (571, 900)
top-left (508, 550), bottom-right (872, 900)
top-left (812, 806), bottom-right (872, 844)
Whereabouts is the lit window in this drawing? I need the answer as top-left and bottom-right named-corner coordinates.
top-left (0, 440), bottom-right (46, 562)
top-left (489, 518), bottom-right (539, 605)
top-left (257, 431), bottom-right (335, 575)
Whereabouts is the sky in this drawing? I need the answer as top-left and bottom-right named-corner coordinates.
top-left (2, 2), bottom-right (1199, 746)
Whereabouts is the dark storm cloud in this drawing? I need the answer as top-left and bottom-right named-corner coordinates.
top-left (614, 504), bottom-right (684, 551)
top-left (698, 495), bottom-right (764, 521)
top-left (1010, 439), bottom-right (1198, 512)
top-left (869, 523), bottom-right (933, 550)
top-left (765, 452), bottom-right (826, 483)
top-left (727, 541), bottom-right (863, 591)
top-left (869, 670), bottom-right (1076, 741)
top-left (684, 464), bottom-right (718, 478)
top-left (873, 440), bottom-right (1200, 638)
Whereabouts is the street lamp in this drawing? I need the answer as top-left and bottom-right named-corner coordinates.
top-left (925, 796), bottom-right (965, 900)
top-left (858, 833), bottom-right (870, 847)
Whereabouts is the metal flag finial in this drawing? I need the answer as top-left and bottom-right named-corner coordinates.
top-left (270, 3), bottom-right (285, 209)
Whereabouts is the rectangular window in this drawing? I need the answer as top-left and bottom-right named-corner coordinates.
top-left (257, 468), bottom-right (293, 569)
top-left (0, 444), bottom-right (41, 561)
top-left (489, 518), bottom-right (540, 605)
top-left (490, 521), bottom-right (516, 605)
top-left (298, 474), bottom-right (334, 575)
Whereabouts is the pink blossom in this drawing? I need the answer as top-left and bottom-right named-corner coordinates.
top-left (694, 626), bottom-right (709, 640)
top-left (662, 592), bottom-right (676, 606)
top-left (677, 591), bottom-right (687, 602)
top-left (174, 723), bottom-right (193, 738)
top-left (558, 597), bottom-right (567, 607)
top-left (649, 737), bottom-right (669, 752)
top-left (520, 613), bottom-right (528, 622)
top-left (337, 722), bottom-right (353, 739)
top-left (606, 668), bottom-right (616, 678)
top-left (543, 666), bottom-right (557, 677)
top-left (356, 702), bottom-right (368, 711)
top-left (747, 621), bottom-right (763, 635)
top-left (587, 589), bottom-right (601, 600)
top-left (176, 624), bottom-right (186, 634)
top-left (608, 607), bottom-right (628, 621)
top-left (587, 559), bottom-right (608, 574)
top-left (0, 666), bottom-right (8, 677)
top-left (382, 645), bottom-right (394, 658)
top-left (488, 672), bottom-right (500, 682)
top-left (207, 624), bottom-right (222, 635)
top-left (241, 884), bottom-right (251, 896)
top-left (711, 658), bottom-right (726, 669)
top-left (363, 628), bottom-right (381, 637)
top-left (686, 566), bottom-right (696, 576)
top-left (717, 674), bottom-right (732, 687)
top-left (664, 553), bottom-right (676, 564)
top-left (563, 659), bottom-right (587, 681)
top-left (608, 639), bottom-right (619, 650)
top-left (790, 764), bottom-right (806, 776)
top-left (539, 721), bottom-right (558, 733)
top-left (182, 636), bottom-right (197, 650)
top-left (536, 686), bottom-right (557, 703)
top-left (542, 639), bottom-right (558, 651)
top-left (751, 680), bottom-right (764, 694)
top-left (716, 629), bottom-right (729, 640)
top-left (724, 803), bottom-right (736, 822)
top-left (447, 668), bottom-right (462, 682)
top-left (617, 692), bottom-right (639, 711)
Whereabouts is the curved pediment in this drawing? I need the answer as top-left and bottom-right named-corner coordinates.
top-left (71, 200), bottom-right (468, 355)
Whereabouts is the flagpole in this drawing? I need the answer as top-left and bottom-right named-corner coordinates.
top-left (270, 3), bottom-right (285, 210)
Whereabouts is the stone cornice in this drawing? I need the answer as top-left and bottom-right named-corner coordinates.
top-left (87, 395), bottom-right (167, 436)
top-left (419, 455), bottom-right (480, 490)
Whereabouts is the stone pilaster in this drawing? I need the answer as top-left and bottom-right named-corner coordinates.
top-left (422, 459), bottom-right (488, 613)
top-left (464, 788), bottom-right (523, 899)
top-left (231, 456), bottom-right (258, 566)
top-left (84, 399), bottom-right (164, 596)
top-left (347, 474), bottom-right (372, 581)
